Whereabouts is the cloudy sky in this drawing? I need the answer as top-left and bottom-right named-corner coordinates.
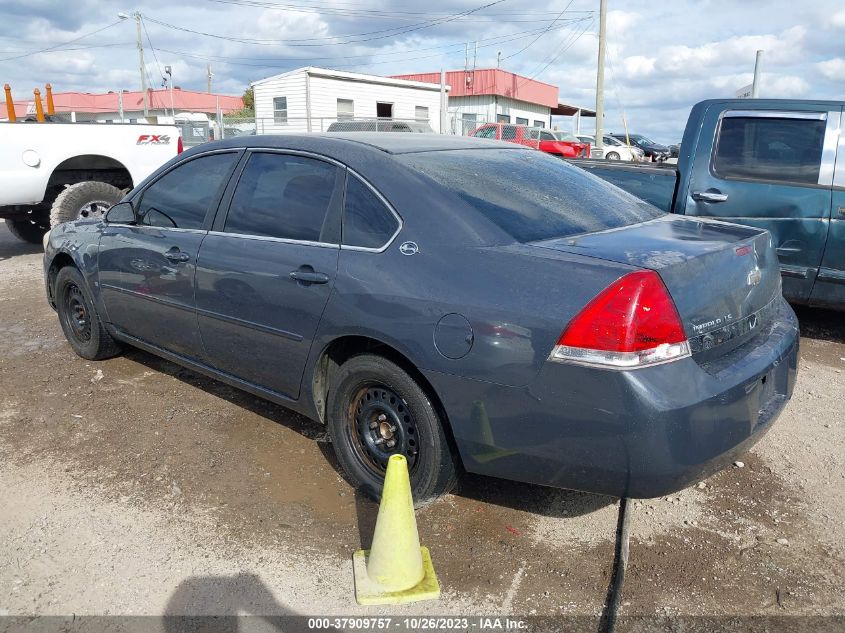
top-left (2, 0), bottom-right (844, 141)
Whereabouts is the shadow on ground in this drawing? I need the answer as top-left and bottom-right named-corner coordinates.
top-left (121, 348), bottom-right (614, 522)
top-left (0, 222), bottom-right (42, 261)
top-left (164, 572), bottom-right (339, 632)
top-left (794, 305), bottom-right (844, 344)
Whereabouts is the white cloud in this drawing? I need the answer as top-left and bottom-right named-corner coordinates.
top-left (817, 57), bottom-right (845, 80)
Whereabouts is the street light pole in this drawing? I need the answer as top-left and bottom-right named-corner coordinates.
top-left (594, 0), bottom-right (607, 157)
top-left (751, 50), bottom-right (764, 98)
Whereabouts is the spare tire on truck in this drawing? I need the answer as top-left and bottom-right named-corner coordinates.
top-left (50, 181), bottom-right (123, 228)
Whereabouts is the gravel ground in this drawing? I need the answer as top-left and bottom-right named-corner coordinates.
top-left (0, 221), bottom-right (843, 627)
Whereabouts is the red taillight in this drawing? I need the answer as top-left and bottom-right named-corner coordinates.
top-left (549, 271), bottom-right (690, 369)
top-left (177, 135), bottom-right (184, 154)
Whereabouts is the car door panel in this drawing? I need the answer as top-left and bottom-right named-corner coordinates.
top-left (810, 106), bottom-right (845, 308)
top-left (684, 107), bottom-right (836, 304)
top-left (98, 150), bottom-right (242, 358)
top-left (194, 151), bottom-right (343, 399)
top-left (99, 227), bottom-right (205, 356)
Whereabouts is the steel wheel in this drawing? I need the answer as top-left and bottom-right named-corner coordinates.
top-left (62, 282), bottom-right (92, 343)
top-left (347, 383), bottom-right (419, 477)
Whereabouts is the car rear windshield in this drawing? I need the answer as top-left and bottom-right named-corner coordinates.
top-left (397, 149), bottom-right (663, 242)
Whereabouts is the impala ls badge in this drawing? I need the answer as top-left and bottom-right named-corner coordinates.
top-left (747, 267), bottom-right (762, 286)
top-left (399, 241), bottom-right (419, 256)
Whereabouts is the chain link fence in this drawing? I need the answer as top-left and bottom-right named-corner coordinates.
top-left (216, 116), bottom-right (435, 139)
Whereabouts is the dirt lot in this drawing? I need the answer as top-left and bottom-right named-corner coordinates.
top-left (0, 221), bottom-right (843, 626)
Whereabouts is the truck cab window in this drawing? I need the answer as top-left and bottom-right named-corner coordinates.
top-left (713, 115), bottom-right (826, 186)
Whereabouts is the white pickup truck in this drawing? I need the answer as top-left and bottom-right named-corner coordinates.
top-left (0, 122), bottom-right (182, 242)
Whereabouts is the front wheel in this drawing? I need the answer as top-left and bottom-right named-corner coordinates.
top-left (326, 354), bottom-right (458, 505)
top-left (605, 151), bottom-right (621, 161)
top-left (55, 266), bottom-right (122, 360)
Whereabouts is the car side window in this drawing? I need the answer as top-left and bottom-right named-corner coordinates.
top-left (540, 131), bottom-right (555, 141)
top-left (713, 115), bottom-right (826, 186)
top-left (137, 153), bottom-right (238, 229)
top-left (501, 125), bottom-right (517, 140)
top-left (342, 174), bottom-right (399, 249)
top-left (225, 152), bottom-right (340, 243)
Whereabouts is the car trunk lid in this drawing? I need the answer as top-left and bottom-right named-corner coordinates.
top-left (532, 215), bottom-right (781, 359)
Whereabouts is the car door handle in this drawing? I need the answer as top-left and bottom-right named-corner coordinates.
top-left (164, 249), bottom-right (190, 263)
top-left (691, 190), bottom-right (728, 203)
top-left (289, 270), bottom-right (330, 284)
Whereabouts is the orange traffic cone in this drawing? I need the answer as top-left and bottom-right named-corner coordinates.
top-left (352, 454), bottom-right (440, 605)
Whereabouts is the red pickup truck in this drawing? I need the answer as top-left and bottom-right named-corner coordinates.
top-left (471, 123), bottom-right (590, 158)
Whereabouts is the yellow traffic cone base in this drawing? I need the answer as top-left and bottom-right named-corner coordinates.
top-left (353, 545), bottom-right (440, 605)
top-left (352, 454), bottom-right (441, 605)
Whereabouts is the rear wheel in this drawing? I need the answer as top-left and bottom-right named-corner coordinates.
top-left (326, 354), bottom-right (458, 505)
top-left (5, 218), bottom-right (49, 244)
top-left (606, 151), bottom-right (621, 161)
top-left (50, 181), bottom-right (122, 227)
top-left (55, 266), bottom-right (122, 360)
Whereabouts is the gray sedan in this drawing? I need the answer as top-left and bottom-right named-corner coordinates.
top-left (43, 134), bottom-right (798, 503)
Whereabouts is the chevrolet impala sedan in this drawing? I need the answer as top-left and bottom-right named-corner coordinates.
top-left (43, 134), bottom-right (799, 503)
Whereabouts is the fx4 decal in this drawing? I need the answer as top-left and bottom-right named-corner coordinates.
top-left (136, 134), bottom-right (171, 145)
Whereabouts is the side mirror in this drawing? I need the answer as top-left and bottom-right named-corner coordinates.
top-left (105, 202), bottom-right (136, 225)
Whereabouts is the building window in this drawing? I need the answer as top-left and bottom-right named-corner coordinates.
top-left (273, 97), bottom-right (287, 124)
top-left (337, 98), bottom-right (354, 120)
top-left (376, 102), bottom-right (393, 119)
top-left (415, 106), bottom-right (429, 121)
top-left (516, 117), bottom-right (528, 126)
top-left (497, 114), bottom-right (510, 123)
top-left (533, 120), bottom-right (545, 128)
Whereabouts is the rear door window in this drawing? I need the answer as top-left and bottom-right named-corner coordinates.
top-left (398, 149), bottom-right (663, 242)
top-left (138, 152), bottom-right (238, 229)
top-left (713, 114), bottom-right (826, 185)
top-left (224, 152), bottom-right (340, 243)
top-left (342, 175), bottom-right (399, 249)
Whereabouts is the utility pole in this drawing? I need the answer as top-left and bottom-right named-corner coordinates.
top-left (594, 0), bottom-right (607, 156)
top-left (119, 12), bottom-right (148, 118)
top-left (207, 64), bottom-right (213, 93)
top-left (751, 50), bottom-right (764, 98)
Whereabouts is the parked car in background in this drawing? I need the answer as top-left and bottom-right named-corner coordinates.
top-left (576, 134), bottom-right (643, 162)
top-left (669, 142), bottom-right (681, 158)
top-left (44, 133), bottom-right (797, 504)
top-left (573, 98), bottom-right (845, 310)
top-left (326, 120), bottom-right (433, 133)
top-left (472, 124), bottom-right (588, 158)
top-left (610, 133), bottom-right (670, 162)
top-left (546, 130), bottom-right (590, 158)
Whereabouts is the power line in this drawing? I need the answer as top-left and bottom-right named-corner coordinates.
top-left (202, 0), bottom-right (592, 23)
top-left (514, 15), bottom-right (596, 89)
top-left (143, 0), bottom-right (507, 47)
top-left (151, 17), bottom-right (593, 72)
top-left (141, 17), bottom-right (167, 87)
top-left (500, 0), bottom-right (575, 62)
top-left (0, 20), bottom-right (123, 62)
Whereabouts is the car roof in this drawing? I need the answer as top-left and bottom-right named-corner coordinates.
top-left (200, 132), bottom-right (526, 155)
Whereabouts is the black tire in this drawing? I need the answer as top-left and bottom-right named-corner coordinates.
top-left (5, 218), bottom-right (48, 244)
top-left (50, 181), bottom-right (122, 227)
top-left (605, 151), bottom-right (621, 161)
top-left (54, 266), bottom-right (122, 361)
top-left (326, 354), bottom-right (458, 505)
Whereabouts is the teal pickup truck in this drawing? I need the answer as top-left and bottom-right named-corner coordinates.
top-left (571, 99), bottom-right (845, 310)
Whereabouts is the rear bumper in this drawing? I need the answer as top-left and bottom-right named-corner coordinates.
top-left (427, 297), bottom-right (799, 498)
